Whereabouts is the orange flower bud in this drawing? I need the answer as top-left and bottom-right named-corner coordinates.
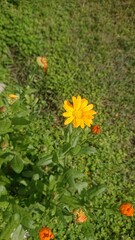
top-left (37, 57), bottom-right (48, 72)
top-left (91, 125), bottom-right (101, 134)
top-left (73, 209), bottom-right (87, 223)
top-left (119, 203), bottom-right (134, 217)
top-left (38, 227), bottom-right (54, 240)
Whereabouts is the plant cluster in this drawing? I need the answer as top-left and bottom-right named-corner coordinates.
top-left (0, 58), bottom-right (134, 240)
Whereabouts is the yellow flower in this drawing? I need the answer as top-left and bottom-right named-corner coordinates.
top-left (7, 94), bottom-right (19, 104)
top-left (63, 95), bottom-right (96, 128)
top-left (37, 56), bottom-right (48, 72)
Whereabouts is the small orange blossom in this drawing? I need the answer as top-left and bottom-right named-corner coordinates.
top-left (38, 227), bottom-right (54, 240)
top-left (119, 203), bottom-right (134, 217)
top-left (37, 56), bottom-right (48, 72)
top-left (73, 209), bottom-right (87, 223)
top-left (91, 125), bottom-right (101, 134)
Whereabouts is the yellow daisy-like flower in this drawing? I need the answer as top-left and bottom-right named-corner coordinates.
top-left (63, 95), bottom-right (96, 128)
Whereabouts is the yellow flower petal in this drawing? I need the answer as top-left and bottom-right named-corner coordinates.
top-left (81, 98), bottom-right (88, 109)
top-left (62, 112), bottom-right (73, 117)
top-left (83, 118), bottom-right (92, 127)
top-left (83, 104), bottom-right (94, 112)
top-left (72, 95), bottom-right (81, 110)
top-left (64, 116), bottom-right (74, 125)
top-left (63, 101), bottom-right (73, 112)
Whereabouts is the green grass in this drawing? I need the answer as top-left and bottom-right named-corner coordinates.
top-left (0, 0), bottom-right (135, 239)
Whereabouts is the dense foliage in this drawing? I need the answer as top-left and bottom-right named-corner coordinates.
top-left (0, 0), bottom-right (135, 239)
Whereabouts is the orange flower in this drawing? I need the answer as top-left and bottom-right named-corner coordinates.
top-left (119, 203), bottom-right (134, 217)
top-left (91, 125), bottom-right (101, 134)
top-left (73, 209), bottom-right (87, 223)
top-left (37, 57), bottom-right (48, 72)
top-left (39, 227), bottom-right (54, 240)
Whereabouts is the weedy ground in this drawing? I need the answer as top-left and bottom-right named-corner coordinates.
top-left (0, 0), bottom-right (135, 239)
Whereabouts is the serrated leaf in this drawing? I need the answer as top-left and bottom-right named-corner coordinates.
top-left (11, 156), bottom-right (24, 173)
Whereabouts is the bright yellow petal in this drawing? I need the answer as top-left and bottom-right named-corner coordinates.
top-left (83, 110), bottom-right (96, 118)
top-left (83, 118), bottom-right (92, 127)
top-left (72, 96), bottom-right (81, 110)
top-left (73, 118), bottom-right (80, 128)
top-left (80, 120), bottom-right (85, 128)
top-left (62, 112), bottom-right (73, 117)
top-left (64, 116), bottom-right (74, 125)
top-left (81, 98), bottom-right (88, 109)
top-left (83, 104), bottom-right (94, 112)
top-left (63, 101), bottom-right (74, 112)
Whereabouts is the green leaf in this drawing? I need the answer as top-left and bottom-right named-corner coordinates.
top-left (11, 117), bottom-right (30, 125)
top-left (75, 182), bottom-right (88, 194)
top-left (0, 185), bottom-right (7, 197)
top-left (0, 153), bottom-right (14, 167)
top-left (37, 154), bottom-right (52, 166)
top-left (11, 156), bottom-right (24, 173)
top-left (87, 185), bottom-right (106, 200)
top-left (62, 143), bottom-right (72, 155)
top-left (0, 119), bottom-right (11, 134)
top-left (79, 146), bottom-right (96, 155)
top-left (71, 145), bottom-right (81, 155)
top-left (63, 169), bottom-right (84, 190)
top-left (0, 214), bottom-right (20, 240)
top-left (60, 195), bottom-right (81, 208)
top-left (10, 224), bottom-right (25, 240)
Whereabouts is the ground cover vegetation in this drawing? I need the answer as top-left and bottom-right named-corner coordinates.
top-left (0, 0), bottom-right (135, 239)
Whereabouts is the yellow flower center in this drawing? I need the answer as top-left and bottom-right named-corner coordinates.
top-left (73, 110), bottom-right (82, 118)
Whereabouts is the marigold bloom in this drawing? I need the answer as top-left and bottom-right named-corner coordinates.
top-left (119, 203), bottom-right (134, 217)
top-left (63, 96), bottom-right (96, 128)
top-left (73, 209), bottom-right (87, 223)
top-left (38, 227), bottom-right (54, 240)
top-left (37, 56), bottom-right (48, 72)
top-left (91, 125), bottom-right (101, 134)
